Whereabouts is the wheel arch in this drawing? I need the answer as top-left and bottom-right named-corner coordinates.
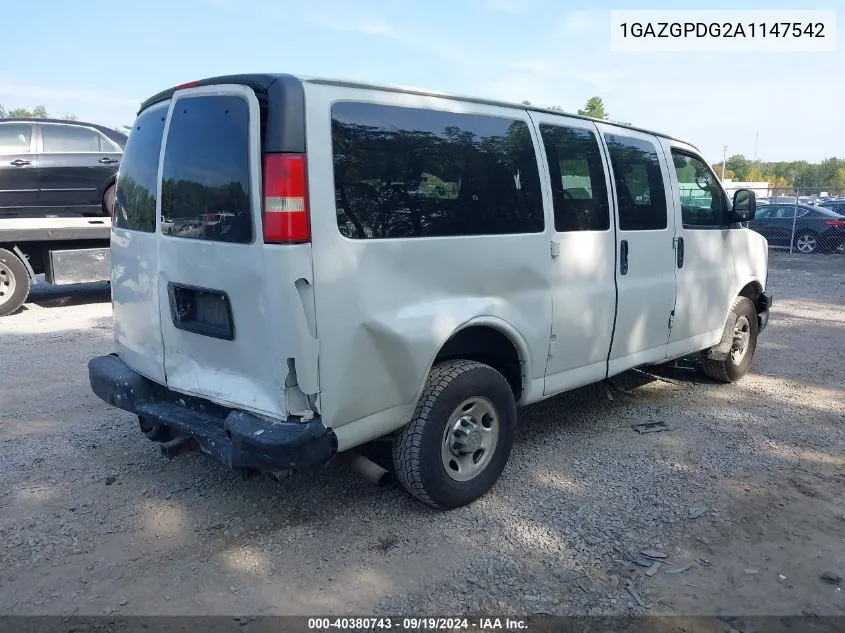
top-left (728, 278), bottom-right (768, 333)
top-left (422, 317), bottom-right (531, 404)
top-left (0, 244), bottom-right (37, 283)
top-left (738, 279), bottom-right (763, 305)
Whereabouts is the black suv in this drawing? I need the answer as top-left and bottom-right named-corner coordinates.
top-left (0, 118), bottom-right (127, 219)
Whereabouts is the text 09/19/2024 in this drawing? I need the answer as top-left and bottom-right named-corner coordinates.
top-left (610, 10), bottom-right (837, 52)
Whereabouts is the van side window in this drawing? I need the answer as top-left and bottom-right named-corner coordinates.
top-left (160, 95), bottom-right (253, 244)
top-left (671, 150), bottom-right (728, 228)
top-left (605, 134), bottom-right (667, 231)
top-left (113, 107), bottom-right (167, 233)
top-left (539, 124), bottom-right (609, 232)
top-left (331, 102), bottom-right (544, 239)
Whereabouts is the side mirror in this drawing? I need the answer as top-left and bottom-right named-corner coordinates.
top-left (730, 188), bottom-right (756, 222)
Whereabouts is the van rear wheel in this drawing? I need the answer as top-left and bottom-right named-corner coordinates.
top-left (700, 296), bottom-right (759, 383)
top-left (391, 359), bottom-right (516, 509)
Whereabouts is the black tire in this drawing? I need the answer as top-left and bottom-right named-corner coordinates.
top-left (700, 296), bottom-right (759, 383)
top-left (138, 416), bottom-right (175, 443)
top-left (792, 231), bottom-right (818, 254)
top-left (391, 359), bottom-right (516, 509)
top-left (0, 248), bottom-right (31, 317)
top-left (103, 183), bottom-right (116, 217)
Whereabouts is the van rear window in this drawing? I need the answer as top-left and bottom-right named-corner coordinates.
top-left (113, 106), bottom-right (167, 233)
top-left (331, 102), bottom-right (544, 239)
top-left (160, 95), bottom-right (253, 243)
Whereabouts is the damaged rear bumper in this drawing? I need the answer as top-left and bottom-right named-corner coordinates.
top-left (88, 354), bottom-right (336, 470)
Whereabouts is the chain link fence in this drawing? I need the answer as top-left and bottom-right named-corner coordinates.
top-left (721, 183), bottom-right (845, 255)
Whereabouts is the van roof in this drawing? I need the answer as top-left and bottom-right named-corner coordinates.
top-left (138, 73), bottom-right (699, 152)
top-left (302, 76), bottom-right (699, 150)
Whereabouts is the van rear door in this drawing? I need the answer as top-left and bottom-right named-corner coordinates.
top-left (114, 80), bottom-right (317, 420)
top-left (111, 102), bottom-right (169, 384)
top-left (154, 84), bottom-right (292, 417)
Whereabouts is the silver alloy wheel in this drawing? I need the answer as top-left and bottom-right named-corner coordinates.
top-left (795, 234), bottom-right (817, 253)
top-left (440, 396), bottom-right (500, 482)
top-left (731, 315), bottom-right (751, 364)
top-left (0, 259), bottom-right (17, 307)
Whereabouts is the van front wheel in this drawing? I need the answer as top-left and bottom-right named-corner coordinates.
top-left (392, 360), bottom-right (516, 509)
top-left (700, 296), bottom-right (759, 383)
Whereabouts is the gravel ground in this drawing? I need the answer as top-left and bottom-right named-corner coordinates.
top-left (0, 252), bottom-right (843, 617)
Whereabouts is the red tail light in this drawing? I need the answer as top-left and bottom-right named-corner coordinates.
top-left (175, 80), bottom-right (201, 90)
top-left (263, 153), bottom-right (310, 243)
top-left (825, 219), bottom-right (845, 227)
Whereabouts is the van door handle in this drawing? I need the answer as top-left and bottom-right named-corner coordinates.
top-left (620, 240), bottom-right (629, 275)
top-left (98, 157), bottom-right (118, 164)
top-left (10, 159), bottom-right (30, 167)
top-left (676, 236), bottom-right (685, 268)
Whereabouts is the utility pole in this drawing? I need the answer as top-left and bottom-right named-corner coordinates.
top-left (721, 145), bottom-right (728, 181)
top-left (753, 132), bottom-right (759, 163)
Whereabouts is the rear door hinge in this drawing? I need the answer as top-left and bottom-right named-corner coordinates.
top-left (550, 240), bottom-right (560, 258)
top-left (548, 334), bottom-right (558, 358)
top-left (668, 310), bottom-right (675, 331)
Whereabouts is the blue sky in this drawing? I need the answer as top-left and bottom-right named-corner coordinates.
top-left (0, 0), bottom-right (841, 164)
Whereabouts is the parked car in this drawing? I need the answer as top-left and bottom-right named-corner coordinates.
top-left (819, 198), bottom-right (845, 216)
top-left (0, 118), bottom-right (127, 219)
top-left (747, 203), bottom-right (845, 253)
top-left (88, 74), bottom-right (771, 509)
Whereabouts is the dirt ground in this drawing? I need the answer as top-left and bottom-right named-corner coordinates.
top-left (0, 251), bottom-right (843, 618)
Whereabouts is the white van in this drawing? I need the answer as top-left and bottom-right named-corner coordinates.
top-left (89, 74), bottom-right (772, 509)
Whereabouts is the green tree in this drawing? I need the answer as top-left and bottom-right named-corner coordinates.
top-left (725, 154), bottom-right (751, 181)
top-left (745, 165), bottom-right (766, 182)
top-left (712, 163), bottom-right (736, 180)
top-left (833, 167), bottom-right (845, 187)
top-left (577, 96), bottom-right (608, 120)
top-left (1, 105), bottom-right (52, 119)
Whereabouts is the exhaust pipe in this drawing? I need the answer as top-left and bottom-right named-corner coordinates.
top-left (160, 435), bottom-right (194, 460)
top-left (346, 453), bottom-right (391, 487)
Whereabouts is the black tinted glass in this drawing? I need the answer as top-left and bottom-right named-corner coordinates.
top-left (161, 95), bottom-right (252, 243)
top-left (114, 107), bottom-right (167, 232)
top-left (539, 124), bottom-right (609, 231)
top-left (42, 125), bottom-right (101, 152)
top-left (605, 135), bottom-right (667, 231)
top-left (671, 150), bottom-right (728, 228)
top-left (332, 102), bottom-right (544, 239)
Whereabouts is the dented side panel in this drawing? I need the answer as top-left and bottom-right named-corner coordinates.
top-left (304, 83), bottom-right (554, 431)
